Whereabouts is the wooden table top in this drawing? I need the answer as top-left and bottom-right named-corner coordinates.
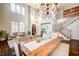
top-left (25, 37), bottom-right (61, 56)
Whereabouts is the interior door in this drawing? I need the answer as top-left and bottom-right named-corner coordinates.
top-left (32, 24), bottom-right (36, 35)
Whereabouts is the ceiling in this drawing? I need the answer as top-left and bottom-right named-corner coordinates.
top-left (26, 3), bottom-right (79, 10)
top-left (26, 3), bottom-right (41, 9)
top-left (62, 3), bottom-right (79, 10)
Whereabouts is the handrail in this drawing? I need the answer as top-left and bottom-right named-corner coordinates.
top-left (53, 24), bottom-right (71, 39)
top-left (60, 17), bottom-right (79, 39)
top-left (61, 27), bottom-right (71, 39)
top-left (63, 16), bottom-right (79, 27)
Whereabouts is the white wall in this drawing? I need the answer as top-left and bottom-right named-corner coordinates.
top-left (30, 7), bottom-right (41, 35)
top-left (66, 18), bottom-right (79, 40)
top-left (0, 3), bottom-right (30, 34)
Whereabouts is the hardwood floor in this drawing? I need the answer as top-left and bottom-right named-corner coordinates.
top-left (69, 39), bottom-right (79, 56)
top-left (1, 39), bottom-right (79, 56)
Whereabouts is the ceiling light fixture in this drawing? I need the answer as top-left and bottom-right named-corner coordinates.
top-left (39, 3), bottom-right (60, 19)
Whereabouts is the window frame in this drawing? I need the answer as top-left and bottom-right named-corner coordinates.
top-left (11, 3), bottom-right (16, 12)
top-left (22, 7), bottom-right (25, 16)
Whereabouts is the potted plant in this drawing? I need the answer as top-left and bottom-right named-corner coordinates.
top-left (27, 31), bottom-right (31, 35)
top-left (0, 30), bottom-right (8, 41)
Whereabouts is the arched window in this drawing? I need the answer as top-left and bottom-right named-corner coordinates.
top-left (11, 21), bottom-right (15, 33)
top-left (11, 21), bottom-right (18, 33)
top-left (15, 22), bottom-right (18, 32)
top-left (19, 22), bottom-right (25, 32)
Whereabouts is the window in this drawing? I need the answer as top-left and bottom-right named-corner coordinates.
top-left (11, 21), bottom-right (18, 33)
top-left (11, 4), bottom-right (26, 16)
top-left (22, 7), bottom-right (25, 16)
top-left (11, 21), bottom-right (15, 33)
top-left (11, 3), bottom-right (16, 12)
top-left (19, 22), bottom-right (25, 32)
top-left (15, 22), bottom-right (18, 32)
top-left (16, 4), bottom-right (21, 14)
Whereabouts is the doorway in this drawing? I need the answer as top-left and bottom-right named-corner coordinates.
top-left (32, 24), bottom-right (36, 35)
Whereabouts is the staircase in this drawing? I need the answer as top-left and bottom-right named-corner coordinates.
top-left (62, 16), bottom-right (79, 27)
top-left (61, 16), bottom-right (79, 39)
top-left (61, 27), bottom-right (71, 39)
top-left (53, 23), bottom-right (71, 39)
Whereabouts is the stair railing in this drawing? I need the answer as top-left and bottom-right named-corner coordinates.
top-left (63, 16), bottom-right (79, 27)
top-left (61, 27), bottom-right (71, 39)
top-left (53, 24), bottom-right (71, 39)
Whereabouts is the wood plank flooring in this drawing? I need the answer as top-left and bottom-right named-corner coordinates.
top-left (69, 39), bottom-right (79, 56)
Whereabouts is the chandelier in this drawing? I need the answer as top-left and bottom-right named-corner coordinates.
top-left (39, 3), bottom-right (60, 19)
